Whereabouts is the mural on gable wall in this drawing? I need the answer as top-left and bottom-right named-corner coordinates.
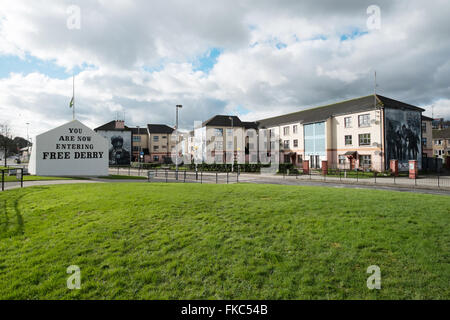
top-left (385, 108), bottom-right (422, 170)
top-left (97, 131), bottom-right (132, 165)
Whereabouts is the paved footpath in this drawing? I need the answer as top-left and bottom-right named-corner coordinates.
top-left (236, 174), bottom-right (450, 196)
top-left (2, 174), bottom-right (450, 196)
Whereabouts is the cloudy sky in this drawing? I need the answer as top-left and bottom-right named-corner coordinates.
top-left (1, 0), bottom-right (449, 139)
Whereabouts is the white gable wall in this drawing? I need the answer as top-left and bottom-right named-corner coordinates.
top-left (29, 120), bottom-right (109, 176)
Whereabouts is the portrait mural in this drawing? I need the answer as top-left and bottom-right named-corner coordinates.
top-left (98, 131), bottom-right (132, 165)
top-left (385, 108), bottom-right (422, 170)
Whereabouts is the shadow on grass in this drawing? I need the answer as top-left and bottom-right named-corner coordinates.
top-left (0, 187), bottom-right (50, 238)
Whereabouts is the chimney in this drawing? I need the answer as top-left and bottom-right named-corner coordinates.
top-left (115, 120), bottom-right (125, 129)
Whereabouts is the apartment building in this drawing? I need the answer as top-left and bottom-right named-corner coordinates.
top-left (147, 124), bottom-right (176, 163)
top-left (421, 116), bottom-right (433, 158)
top-left (131, 127), bottom-right (149, 162)
top-left (192, 115), bottom-right (259, 164)
top-left (94, 120), bottom-right (132, 165)
top-left (257, 95), bottom-right (425, 171)
top-left (432, 127), bottom-right (450, 159)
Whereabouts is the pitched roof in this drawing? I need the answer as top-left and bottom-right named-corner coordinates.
top-left (147, 124), bottom-right (174, 134)
top-left (94, 120), bottom-right (131, 131)
top-left (422, 115), bottom-right (434, 121)
top-left (130, 127), bottom-right (147, 134)
top-left (432, 128), bottom-right (450, 139)
top-left (242, 121), bottom-right (259, 129)
top-left (202, 115), bottom-right (243, 127)
top-left (257, 95), bottom-right (425, 128)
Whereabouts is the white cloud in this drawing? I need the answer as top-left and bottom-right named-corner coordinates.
top-left (0, 0), bottom-right (449, 139)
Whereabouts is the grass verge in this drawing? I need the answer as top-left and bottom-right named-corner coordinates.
top-left (0, 183), bottom-right (448, 299)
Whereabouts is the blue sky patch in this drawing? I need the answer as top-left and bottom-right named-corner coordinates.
top-left (192, 48), bottom-right (223, 73)
top-left (234, 105), bottom-right (250, 116)
top-left (276, 42), bottom-right (287, 50)
top-left (340, 29), bottom-right (368, 41)
top-left (0, 54), bottom-right (94, 79)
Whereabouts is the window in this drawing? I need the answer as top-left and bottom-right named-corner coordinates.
top-left (133, 135), bottom-right (141, 142)
top-left (227, 141), bottom-right (233, 149)
top-left (297, 155), bottom-right (303, 163)
top-left (269, 129), bottom-right (274, 137)
top-left (162, 145), bottom-right (166, 149)
top-left (214, 128), bottom-right (223, 137)
top-left (153, 155), bottom-right (159, 161)
top-left (153, 146), bottom-right (159, 151)
top-left (345, 135), bottom-right (352, 145)
top-left (133, 146), bottom-right (139, 152)
top-left (358, 114), bottom-right (370, 127)
top-left (339, 155), bottom-right (346, 164)
top-left (293, 139), bottom-right (298, 147)
top-left (359, 133), bottom-right (371, 146)
top-left (421, 122), bottom-right (427, 133)
top-left (153, 135), bottom-right (159, 142)
top-left (344, 117), bottom-right (352, 128)
top-left (283, 126), bottom-right (289, 135)
top-left (422, 138), bottom-right (427, 146)
top-left (226, 128), bottom-right (233, 136)
top-left (284, 154), bottom-right (291, 163)
top-left (293, 125), bottom-right (298, 134)
top-left (359, 155), bottom-right (371, 166)
top-left (435, 140), bottom-right (442, 145)
top-left (283, 140), bottom-right (290, 149)
top-left (162, 136), bottom-right (167, 139)
top-left (215, 141), bottom-right (223, 150)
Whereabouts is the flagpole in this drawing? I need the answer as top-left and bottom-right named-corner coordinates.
top-left (73, 74), bottom-right (75, 120)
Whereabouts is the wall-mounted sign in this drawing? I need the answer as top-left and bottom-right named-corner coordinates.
top-left (28, 120), bottom-right (109, 176)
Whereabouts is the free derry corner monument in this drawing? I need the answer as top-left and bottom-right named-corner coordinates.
top-left (29, 120), bottom-right (109, 176)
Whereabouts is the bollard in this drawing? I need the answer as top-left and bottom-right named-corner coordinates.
top-left (1, 170), bottom-right (4, 191)
top-left (216, 172), bottom-right (218, 184)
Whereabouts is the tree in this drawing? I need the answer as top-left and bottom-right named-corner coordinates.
top-left (0, 123), bottom-right (14, 167)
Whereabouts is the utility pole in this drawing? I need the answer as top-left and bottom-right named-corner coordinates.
top-left (26, 122), bottom-right (30, 146)
top-left (229, 116), bottom-right (234, 172)
top-left (176, 105), bottom-right (183, 173)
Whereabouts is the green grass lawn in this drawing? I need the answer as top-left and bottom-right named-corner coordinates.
top-left (0, 183), bottom-right (448, 300)
top-left (3, 175), bottom-right (74, 182)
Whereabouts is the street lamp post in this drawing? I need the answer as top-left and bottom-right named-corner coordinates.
top-left (137, 125), bottom-right (141, 167)
top-left (229, 116), bottom-right (234, 172)
top-left (26, 122), bottom-right (30, 146)
top-left (176, 105), bottom-right (183, 176)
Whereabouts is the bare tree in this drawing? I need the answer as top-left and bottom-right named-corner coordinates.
top-left (0, 123), bottom-right (12, 167)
